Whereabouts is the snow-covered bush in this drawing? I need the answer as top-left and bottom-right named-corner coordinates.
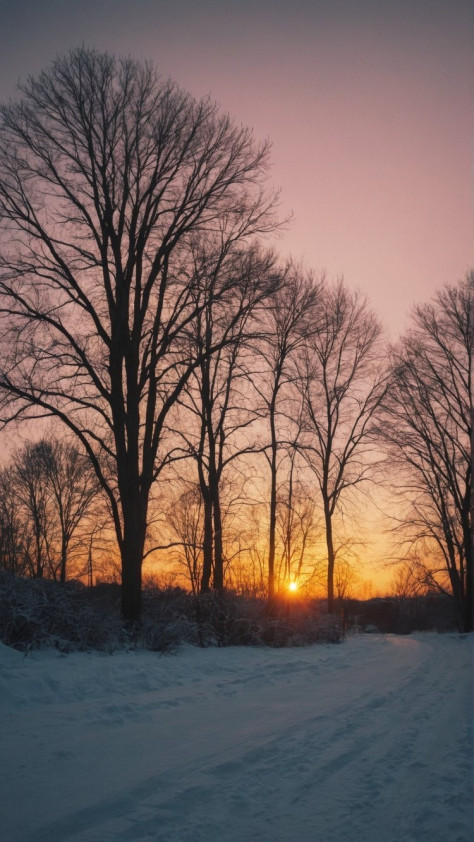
top-left (0, 573), bottom-right (343, 653)
top-left (0, 572), bottom-right (123, 652)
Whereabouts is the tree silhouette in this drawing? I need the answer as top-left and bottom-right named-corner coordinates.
top-left (0, 438), bottom-right (99, 582)
top-left (300, 280), bottom-right (386, 613)
top-left (382, 275), bottom-right (472, 631)
top-left (175, 245), bottom-right (278, 593)
top-left (254, 266), bottom-right (320, 596)
top-left (0, 48), bottom-right (279, 619)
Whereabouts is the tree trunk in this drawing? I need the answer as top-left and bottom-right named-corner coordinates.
top-left (121, 549), bottom-right (143, 622)
top-left (466, 407), bottom-right (473, 631)
top-left (59, 541), bottom-right (67, 584)
top-left (469, 360), bottom-right (473, 633)
top-left (466, 546), bottom-right (473, 633)
top-left (35, 530), bottom-right (43, 579)
top-left (268, 402), bottom-right (278, 598)
top-left (200, 494), bottom-right (213, 593)
top-left (268, 467), bottom-right (277, 598)
top-left (463, 522), bottom-right (472, 632)
top-left (324, 497), bottom-right (335, 614)
top-left (120, 493), bottom-right (147, 621)
top-left (213, 487), bottom-right (224, 593)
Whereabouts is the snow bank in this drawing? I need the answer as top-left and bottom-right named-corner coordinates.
top-left (0, 633), bottom-right (472, 841)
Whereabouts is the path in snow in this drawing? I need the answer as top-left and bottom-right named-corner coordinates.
top-left (0, 633), bottom-right (472, 842)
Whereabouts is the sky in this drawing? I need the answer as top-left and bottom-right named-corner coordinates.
top-left (0, 0), bottom-right (472, 338)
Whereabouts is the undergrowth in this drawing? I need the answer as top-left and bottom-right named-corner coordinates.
top-left (0, 572), bottom-right (343, 654)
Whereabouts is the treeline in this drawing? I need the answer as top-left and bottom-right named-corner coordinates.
top-left (0, 48), bottom-right (471, 629)
top-left (0, 272), bottom-right (385, 600)
top-left (0, 272), bottom-right (471, 630)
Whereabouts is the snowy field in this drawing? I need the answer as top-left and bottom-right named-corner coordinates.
top-left (1, 633), bottom-right (472, 842)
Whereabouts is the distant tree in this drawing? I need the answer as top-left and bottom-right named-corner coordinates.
top-left (275, 444), bottom-right (322, 589)
top-left (333, 558), bottom-right (360, 601)
top-left (300, 280), bottom-right (386, 613)
top-left (254, 266), bottom-right (321, 596)
top-left (0, 467), bottom-right (29, 576)
top-left (390, 561), bottom-right (428, 601)
top-left (11, 441), bottom-right (52, 579)
top-left (1, 438), bottom-right (99, 581)
top-left (0, 48), bottom-right (280, 619)
top-left (37, 438), bottom-right (100, 583)
top-left (166, 484), bottom-right (204, 595)
top-left (382, 275), bottom-right (472, 631)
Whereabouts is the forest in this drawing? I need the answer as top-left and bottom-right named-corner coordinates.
top-left (0, 47), bottom-right (471, 639)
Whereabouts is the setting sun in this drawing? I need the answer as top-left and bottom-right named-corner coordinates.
top-left (288, 581), bottom-right (298, 593)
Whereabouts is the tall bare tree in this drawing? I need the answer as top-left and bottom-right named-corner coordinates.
top-left (300, 279), bottom-right (386, 613)
top-left (254, 266), bottom-right (321, 596)
top-left (0, 48), bottom-right (279, 619)
top-left (382, 275), bottom-right (472, 631)
top-left (174, 244), bottom-right (278, 593)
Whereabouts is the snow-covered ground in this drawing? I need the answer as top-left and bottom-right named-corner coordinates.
top-left (1, 633), bottom-right (472, 842)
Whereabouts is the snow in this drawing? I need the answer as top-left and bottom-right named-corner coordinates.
top-left (0, 634), bottom-right (472, 842)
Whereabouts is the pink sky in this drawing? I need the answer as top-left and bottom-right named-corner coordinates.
top-left (0, 0), bottom-right (472, 337)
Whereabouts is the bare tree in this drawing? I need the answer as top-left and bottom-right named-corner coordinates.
top-left (37, 438), bottom-right (100, 583)
top-left (0, 467), bottom-right (30, 576)
top-left (0, 48), bottom-right (280, 619)
top-left (333, 558), bottom-right (360, 601)
top-left (300, 279), bottom-right (386, 613)
top-left (166, 484), bottom-right (204, 595)
top-left (275, 445), bottom-right (322, 590)
top-left (390, 561), bottom-right (429, 601)
top-left (10, 441), bottom-right (53, 578)
top-left (254, 266), bottom-right (321, 596)
top-left (0, 438), bottom-right (100, 581)
top-left (382, 275), bottom-right (472, 631)
top-left (174, 244), bottom-right (278, 593)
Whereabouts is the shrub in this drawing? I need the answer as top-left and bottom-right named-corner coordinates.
top-left (0, 573), bottom-right (343, 654)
